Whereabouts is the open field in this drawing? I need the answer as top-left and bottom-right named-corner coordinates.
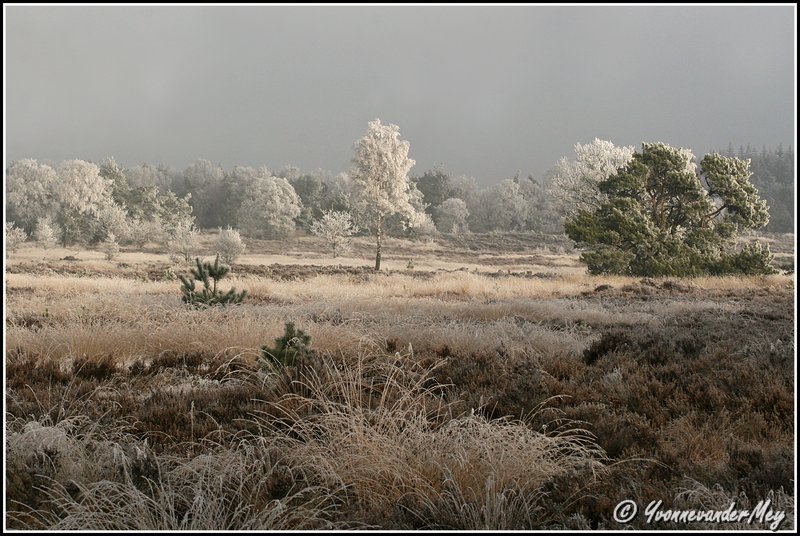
top-left (4, 232), bottom-right (796, 530)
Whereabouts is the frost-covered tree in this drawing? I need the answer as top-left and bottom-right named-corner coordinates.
top-left (322, 172), bottom-right (356, 213)
top-left (53, 160), bottom-right (113, 246)
top-left (127, 216), bottom-right (166, 248)
top-left (34, 217), bottom-right (59, 249)
top-left (491, 178), bottom-right (529, 231)
top-left (8, 158), bottom-right (116, 246)
top-left (383, 178), bottom-right (436, 240)
top-left (434, 197), bottom-right (470, 234)
top-left (101, 233), bottom-right (120, 261)
top-left (349, 119), bottom-right (424, 270)
top-left (5, 222), bottom-right (28, 256)
top-left (549, 138), bottom-right (635, 218)
top-left (403, 208), bottom-right (438, 241)
top-left (310, 210), bottom-right (359, 258)
top-left (722, 145), bottom-right (794, 232)
top-left (126, 162), bottom-right (173, 191)
top-left (218, 165), bottom-right (270, 226)
top-left (275, 164), bottom-right (303, 182)
top-left (448, 175), bottom-right (486, 232)
top-left (215, 226), bottom-right (246, 265)
top-left (464, 178), bottom-right (529, 233)
top-left (175, 159), bottom-right (225, 228)
top-left (94, 201), bottom-right (131, 243)
top-left (414, 167), bottom-right (453, 215)
top-left (565, 143), bottom-right (773, 276)
top-left (450, 175), bottom-right (480, 206)
top-left (237, 175), bottom-right (302, 239)
top-left (283, 168), bottom-right (332, 230)
top-left (55, 160), bottom-right (110, 215)
top-left (99, 157), bottom-right (130, 203)
top-left (517, 174), bottom-right (562, 233)
top-left (167, 220), bottom-right (200, 262)
top-left (6, 159), bottom-right (58, 231)
top-left (123, 186), bottom-right (192, 229)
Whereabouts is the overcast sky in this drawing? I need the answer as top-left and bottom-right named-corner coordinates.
top-left (5, 5), bottom-right (796, 184)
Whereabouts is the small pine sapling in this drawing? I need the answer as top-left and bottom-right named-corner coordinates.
top-left (179, 255), bottom-right (247, 307)
top-left (102, 233), bottom-right (120, 261)
top-left (259, 321), bottom-right (314, 369)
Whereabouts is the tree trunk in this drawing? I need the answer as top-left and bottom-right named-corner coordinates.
top-left (374, 215), bottom-right (383, 271)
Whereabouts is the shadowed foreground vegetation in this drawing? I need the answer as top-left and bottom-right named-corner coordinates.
top-left (4, 237), bottom-right (795, 530)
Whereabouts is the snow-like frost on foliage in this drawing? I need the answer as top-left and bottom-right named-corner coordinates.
top-left (237, 174), bottom-right (302, 239)
top-left (349, 119), bottom-right (427, 268)
top-left (95, 201), bottom-right (131, 242)
top-left (565, 142), bottom-right (773, 276)
top-left (34, 217), bottom-right (59, 249)
top-left (549, 138), bottom-right (635, 217)
top-left (168, 220), bottom-right (200, 262)
top-left (434, 197), bottom-right (470, 234)
top-left (349, 119), bottom-right (421, 225)
top-left (5, 222), bottom-right (28, 255)
top-left (55, 160), bottom-right (111, 215)
top-left (6, 159), bottom-right (58, 229)
top-left (216, 226), bottom-right (246, 265)
top-left (492, 179), bottom-right (529, 231)
top-left (126, 163), bottom-right (173, 190)
top-left (310, 210), bottom-right (359, 258)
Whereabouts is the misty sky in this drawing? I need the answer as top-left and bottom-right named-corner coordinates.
top-left (5, 5), bottom-right (795, 184)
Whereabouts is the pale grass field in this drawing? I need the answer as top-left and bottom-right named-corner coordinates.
top-left (7, 243), bottom-right (583, 274)
top-left (5, 266), bottom-right (791, 369)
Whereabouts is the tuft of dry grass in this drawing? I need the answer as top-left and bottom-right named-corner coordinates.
top-left (7, 419), bottom-right (345, 530)
top-left (252, 351), bottom-right (607, 528)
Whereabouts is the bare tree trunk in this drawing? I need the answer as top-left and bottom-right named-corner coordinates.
top-left (374, 215), bottom-right (383, 271)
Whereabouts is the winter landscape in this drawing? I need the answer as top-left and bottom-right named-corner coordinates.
top-left (4, 5), bottom-right (795, 532)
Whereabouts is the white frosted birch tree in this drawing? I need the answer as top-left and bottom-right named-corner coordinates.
top-left (349, 119), bottom-right (422, 270)
top-left (549, 138), bottom-right (635, 217)
top-left (167, 219), bottom-right (200, 262)
top-left (310, 210), bottom-right (359, 258)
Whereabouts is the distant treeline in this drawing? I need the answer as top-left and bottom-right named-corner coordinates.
top-left (7, 143), bottom-right (793, 250)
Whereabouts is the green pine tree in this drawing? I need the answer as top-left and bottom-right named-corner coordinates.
top-left (178, 255), bottom-right (247, 307)
top-left (259, 322), bottom-right (314, 369)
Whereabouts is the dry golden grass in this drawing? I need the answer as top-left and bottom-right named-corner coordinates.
top-left (230, 352), bottom-right (606, 528)
top-left (7, 269), bottom-right (792, 303)
top-left (6, 414), bottom-right (345, 530)
top-left (5, 266), bottom-right (792, 371)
